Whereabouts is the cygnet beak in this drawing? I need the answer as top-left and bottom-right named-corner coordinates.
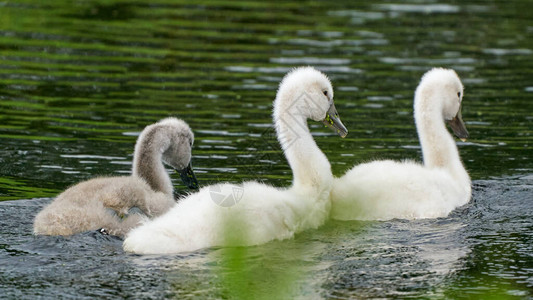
top-left (176, 162), bottom-right (199, 190)
top-left (447, 104), bottom-right (469, 142)
top-left (322, 102), bottom-right (348, 138)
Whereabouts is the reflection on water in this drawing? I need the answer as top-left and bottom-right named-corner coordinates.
top-left (0, 0), bottom-right (531, 298)
top-left (1, 0), bottom-right (531, 201)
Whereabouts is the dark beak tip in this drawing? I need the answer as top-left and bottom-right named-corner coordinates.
top-left (339, 130), bottom-right (348, 138)
top-left (448, 114), bottom-right (469, 141)
top-left (177, 163), bottom-right (200, 190)
top-left (322, 112), bottom-right (348, 138)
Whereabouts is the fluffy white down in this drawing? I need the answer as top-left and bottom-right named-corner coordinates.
top-left (123, 181), bottom-right (331, 253)
top-left (331, 68), bottom-right (471, 221)
top-left (331, 160), bottom-right (469, 220)
top-left (123, 67), bottom-right (342, 254)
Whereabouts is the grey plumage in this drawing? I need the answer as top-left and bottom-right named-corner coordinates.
top-left (33, 117), bottom-right (197, 237)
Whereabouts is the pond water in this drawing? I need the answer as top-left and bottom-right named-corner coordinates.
top-left (0, 0), bottom-right (531, 298)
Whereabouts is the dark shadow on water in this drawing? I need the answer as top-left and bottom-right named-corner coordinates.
top-left (66, 3), bottom-right (137, 21)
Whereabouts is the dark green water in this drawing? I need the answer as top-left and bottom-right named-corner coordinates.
top-left (0, 1), bottom-right (531, 299)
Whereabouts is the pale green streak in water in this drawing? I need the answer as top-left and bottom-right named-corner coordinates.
top-left (0, 0), bottom-right (531, 298)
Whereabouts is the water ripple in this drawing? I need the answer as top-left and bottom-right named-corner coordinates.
top-left (376, 4), bottom-right (460, 14)
top-left (270, 57), bottom-right (350, 65)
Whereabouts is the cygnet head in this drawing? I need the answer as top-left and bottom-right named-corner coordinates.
top-left (135, 117), bottom-right (199, 189)
top-left (274, 66), bottom-right (348, 137)
top-left (416, 68), bottom-right (469, 140)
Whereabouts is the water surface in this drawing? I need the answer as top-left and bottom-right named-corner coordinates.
top-left (0, 0), bottom-right (531, 298)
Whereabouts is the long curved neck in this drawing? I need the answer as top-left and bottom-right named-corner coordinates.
top-left (415, 93), bottom-right (469, 183)
top-left (132, 128), bottom-right (173, 197)
top-left (274, 100), bottom-right (332, 192)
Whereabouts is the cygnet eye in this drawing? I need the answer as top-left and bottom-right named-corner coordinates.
top-left (323, 90), bottom-right (328, 97)
top-left (457, 92), bottom-right (461, 98)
